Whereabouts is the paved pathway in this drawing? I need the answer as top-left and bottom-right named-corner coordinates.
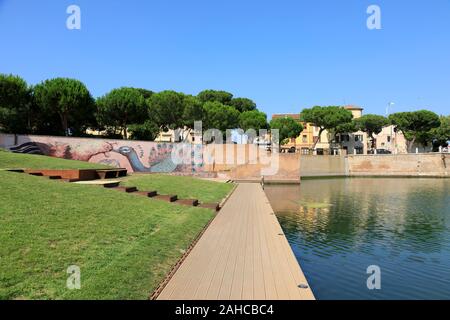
top-left (157, 183), bottom-right (314, 300)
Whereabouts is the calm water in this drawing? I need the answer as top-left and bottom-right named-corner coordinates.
top-left (265, 178), bottom-right (450, 300)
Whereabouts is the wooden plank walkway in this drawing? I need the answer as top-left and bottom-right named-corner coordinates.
top-left (157, 183), bottom-right (315, 300)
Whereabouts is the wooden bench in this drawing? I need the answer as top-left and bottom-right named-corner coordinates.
top-left (96, 169), bottom-right (128, 179)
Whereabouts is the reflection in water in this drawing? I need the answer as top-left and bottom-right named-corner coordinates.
top-left (265, 178), bottom-right (450, 300)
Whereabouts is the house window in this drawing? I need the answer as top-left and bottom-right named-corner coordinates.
top-left (291, 138), bottom-right (296, 143)
top-left (355, 134), bottom-right (363, 142)
top-left (335, 135), bottom-right (341, 143)
top-left (341, 134), bottom-right (350, 142)
top-left (302, 135), bottom-right (307, 143)
top-left (192, 137), bottom-right (195, 142)
top-left (387, 136), bottom-right (391, 143)
top-left (301, 148), bottom-right (310, 155)
top-left (355, 146), bottom-right (364, 154)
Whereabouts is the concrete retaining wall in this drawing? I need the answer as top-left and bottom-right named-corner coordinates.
top-left (347, 154), bottom-right (449, 177)
top-left (300, 155), bottom-right (348, 177)
top-left (227, 153), bottom-right (300, 182)
top-left (299, 154), bottom-right (449, 178)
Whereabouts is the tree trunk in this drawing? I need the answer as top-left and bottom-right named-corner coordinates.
top-left (123, 126), bottom-right (128, 140)
top-left (183, 128), bottom-right (192, 143)
top-left (311, 128), bottom-right (324, 150)
top-left (123, 113), bottom-right (128, 139)
top-left (27, 106), bottom-right (31, 133)
top-left (328, 131), bottom-right (338, 153)
top-left (60, 112), bottom-right (69, 136)
top-left (407, 136), bottom-right (416, 153)
top-left (369, 133), bottom-right (376, 150)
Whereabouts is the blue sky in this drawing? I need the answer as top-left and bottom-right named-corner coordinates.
top-left (0, 0), bottom-right (449, 117)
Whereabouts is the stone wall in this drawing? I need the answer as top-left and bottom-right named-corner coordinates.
top-left (299, 154), bottom-right (449, 178)
top-left (347, 154), bottom-right (449, 177)
top-left (226, 153), bottom-right (300, 182)
top-left (300, 155), bottom-right (348, 177)
top-left (200, 144), bottom-right (299, 182)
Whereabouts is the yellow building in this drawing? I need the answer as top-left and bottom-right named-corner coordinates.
top-left (272, 106), bottom-right (367, 155)
top-left (271, 113), bottom-right (316, 154)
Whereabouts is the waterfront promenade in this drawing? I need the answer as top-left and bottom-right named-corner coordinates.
top-left (157, 183), bottom-right (314, 300)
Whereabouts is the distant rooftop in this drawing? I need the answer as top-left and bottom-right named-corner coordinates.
top-left (271, 113), bottom-right (301, 120)
top-left (344, 105), bottom-right (364, 110)
top-left (272, 106), bottom-right (364, 120)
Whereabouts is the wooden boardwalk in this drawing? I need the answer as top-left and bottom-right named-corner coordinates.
top-left (157, 183), bottom-right (315, 300)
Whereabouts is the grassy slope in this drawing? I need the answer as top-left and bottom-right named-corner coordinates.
top-left (122, 174), bottom-right (234, 203)
top-left (0, 171), bottom-right (218, 299)
top-left (0, 151), bottom-right (111, 170)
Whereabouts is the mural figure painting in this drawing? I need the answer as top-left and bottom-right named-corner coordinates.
top-left (3, 135), bottom-right (204, 174)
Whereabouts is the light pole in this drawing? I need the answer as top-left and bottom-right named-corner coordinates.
top-left (386, 102), bottom-right (395, 117)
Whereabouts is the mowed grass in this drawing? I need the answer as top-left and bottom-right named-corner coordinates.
top-left (122, 174), bottom-right (235, 203)
top-left (0, 151), bottom-right (111, 170)
top-left (0, 170), bottom-right (222, 299)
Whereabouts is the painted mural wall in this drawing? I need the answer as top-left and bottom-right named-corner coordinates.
top-left (0, 134), bottom-right (204, 174)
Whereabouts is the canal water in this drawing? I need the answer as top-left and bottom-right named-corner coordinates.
top-left (265, 178), bottom-right (450, 300)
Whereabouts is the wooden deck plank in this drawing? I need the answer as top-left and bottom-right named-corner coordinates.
top-left (260, 190), bottom-right (314, 300)
top-left (157, 183), bottom-right (315, 300)
top-left (210, 197), bottom-right (247, 299)
top-left (265, 215), bottom-right (300, 299)
top-left (192, 213), bottom-right (239, 299)
top-left (159, 202), bottom-right (234, 299)
top-left (252, 203), bottom-right (268, 300)
top-left (255, 198), bottom-right (278, 300)
top-left (227, 195), bottom-right (249, 299)
top-left (241, 206), bottom-right (255, 300)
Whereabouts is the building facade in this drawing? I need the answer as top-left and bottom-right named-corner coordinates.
top-left (154, 127), bottom-right (203, 144)
top-left (272, 106), bottom-right (369, 155)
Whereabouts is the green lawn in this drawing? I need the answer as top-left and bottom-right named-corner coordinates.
top-left (122, 174), bottom-right (234, 203)
top-left (0, 150), bottom-right (111, 170)
top-left (0, 153), bottom-right (234, 299)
